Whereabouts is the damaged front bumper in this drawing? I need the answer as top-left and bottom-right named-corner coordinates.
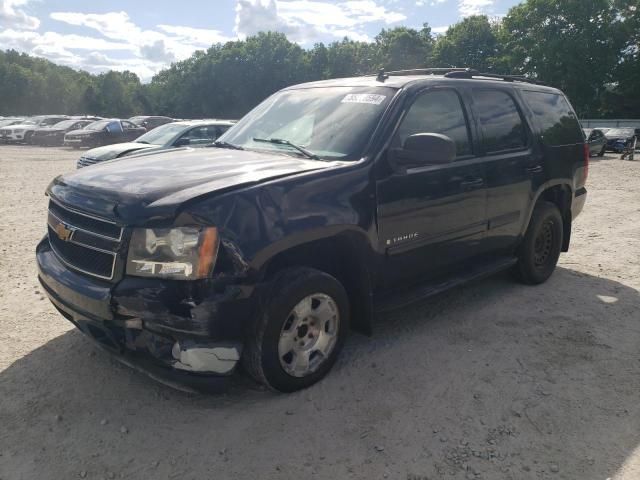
top-left (36, 238), bottom-right (247, 393)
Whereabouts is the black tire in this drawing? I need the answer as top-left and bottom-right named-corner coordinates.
top-left (598, 145), bottom-right (606, 157)
top-left (514, 201), bottom-right (563, 285)
top-left (23, 131), bottom-right (33, 145)
top-left (243, 267), bottom-right (349, 392)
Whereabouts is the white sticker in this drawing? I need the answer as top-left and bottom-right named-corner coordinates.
top-left (341, 93), bottom-right (387, 105)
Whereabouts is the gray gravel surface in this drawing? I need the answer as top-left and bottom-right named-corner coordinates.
top-left (1, 146), bottom-right (639, 480)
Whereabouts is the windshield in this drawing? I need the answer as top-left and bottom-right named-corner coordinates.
top-left (135, 122), bottom-right (188, 145)
top-left (50, 120), bottom-right (78, 129)
top-left (40, 118), bottom-right (63, 126)
top-left (219, 86), bottom-right (395, 160)
top-left (606, 128), bottom-right (634, 137)
top-left (85, 120), bottom-right (111, 131)
top-left (0, 119), bottom-right (22, 127)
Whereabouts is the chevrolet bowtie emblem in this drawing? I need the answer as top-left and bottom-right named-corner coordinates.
top-left (54, 222), bottom-right (73, 242)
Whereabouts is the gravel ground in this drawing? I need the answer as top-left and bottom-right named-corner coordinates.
top-left (1, 145), bottom-right (639, 480)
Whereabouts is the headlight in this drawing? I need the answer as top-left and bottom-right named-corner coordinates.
top-left (126, 227), bottom-right (218, 280)
top-left (13, 128), bottom-right (24, 134)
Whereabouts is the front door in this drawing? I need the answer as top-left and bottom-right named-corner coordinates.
top-left (376, 87), bottom-right (488, 289)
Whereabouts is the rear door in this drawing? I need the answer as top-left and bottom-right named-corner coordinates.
top-left (376, 87), bottom-right (488, 287)
top-left (470, 88), bottom-right (540, 253)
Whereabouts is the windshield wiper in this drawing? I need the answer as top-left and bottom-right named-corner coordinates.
top-left (252, 137), bottom-right (320, 160)
top-left (209, 140), bottom-right (244, 150)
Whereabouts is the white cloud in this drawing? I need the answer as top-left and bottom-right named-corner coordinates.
top-left (47, 11), bottom-right (235, 79)
top-left (0, 0), bottom-right (39, 29)
top-left (3, 1), bottom-right (410, 80)
top-left (235, 0), bottom-right (405, 43)
top-left (156, 25), bottom-right (232, 46)
top-left (458, 0), bottom-right (494, 17)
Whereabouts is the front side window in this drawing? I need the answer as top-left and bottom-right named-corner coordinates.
top-left (219, 86), bottom-right (395, 160)
top-left (473, 89), bottom-right (527, 153)
top-left (179, 126), bottom-right (220, 144)
top-left (393, 89), bottom-right (472, 157)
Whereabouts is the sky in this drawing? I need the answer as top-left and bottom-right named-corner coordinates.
top-left (0, 0), bottom-right (523, 81)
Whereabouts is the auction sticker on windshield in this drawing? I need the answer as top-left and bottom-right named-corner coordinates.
top-left (341, 94), bottom-right (387, 105)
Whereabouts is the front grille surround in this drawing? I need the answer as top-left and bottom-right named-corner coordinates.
top-left (47, 200), bottom-right (125, 281)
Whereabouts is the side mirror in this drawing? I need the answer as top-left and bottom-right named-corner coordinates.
top-left (392, 133), bottom-right (456, 169)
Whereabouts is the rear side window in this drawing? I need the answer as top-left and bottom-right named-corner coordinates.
top-left (395, 89), bottom-right (472, 157)
top-left (521, 90), bottom-right (583, 146)
top-left (473, 89), bottom-right (527, 153)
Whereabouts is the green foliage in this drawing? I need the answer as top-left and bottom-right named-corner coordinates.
top-left (1, 1), bottom-right (639, 119)
top-left (434, 16), bottom-right (501, 72)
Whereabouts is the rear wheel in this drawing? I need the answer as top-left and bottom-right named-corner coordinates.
top-left (514, 201), bottom-right (563, 285)
top-left (598, 145), bottom-right (606, 157)
top-left (243, 267), bottom-right (349, 392)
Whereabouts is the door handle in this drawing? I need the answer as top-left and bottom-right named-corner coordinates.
top-left (460, 178), bottom-right (484, 190)
top-left (526, 165), bottom-right (543, 174)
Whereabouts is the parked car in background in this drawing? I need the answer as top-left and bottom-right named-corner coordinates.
top-left (77, 119), bottom-right (235, 168)
top-left (31, 119), bottom-right (99, 146)
top-left (0, 115), bottom-right (68, 144)
top-left (0, 117), bottom-right (26, 128)
top-left (37, 70), bottom-right (588, 392)
top-left (583, 128), bottom-right (607, 157)
top-left (605, 128), bottom-right (637, 153)
top-left (128, 116), bottom-right (174, 131)
top-left (64, 119), bottom-right (146, 148)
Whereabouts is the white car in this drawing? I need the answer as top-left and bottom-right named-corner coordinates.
top-left (0, 115), bottom-right (68, 144)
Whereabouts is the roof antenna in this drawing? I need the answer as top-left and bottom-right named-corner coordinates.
top-left (376, 68), bottom-right (388, 82)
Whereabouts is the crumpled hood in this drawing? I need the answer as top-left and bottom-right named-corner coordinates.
top-left (84, 142), bottom-right (154, 161)
top-left (48, 147), bottom-right (335, 224)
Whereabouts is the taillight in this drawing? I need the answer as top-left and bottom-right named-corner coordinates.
top-left (583, 143), bottom-right (589, 183)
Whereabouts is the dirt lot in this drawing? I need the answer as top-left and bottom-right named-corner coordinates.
top-left (0, 145), bottom-right (639, 480)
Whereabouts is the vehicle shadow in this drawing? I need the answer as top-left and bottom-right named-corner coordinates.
top-left (1, 267), bottom-right (639, 479)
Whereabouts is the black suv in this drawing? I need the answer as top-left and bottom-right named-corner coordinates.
top-left (37, 69), bottom-right (588, 393)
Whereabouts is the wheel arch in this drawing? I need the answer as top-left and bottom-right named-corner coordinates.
top-left (526, 181), bottom-right (573, 252)
top-left (259, 231), bottom-right (376, 336)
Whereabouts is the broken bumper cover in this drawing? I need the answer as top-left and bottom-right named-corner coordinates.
top-left (36, 238), bottom-right (244, 393)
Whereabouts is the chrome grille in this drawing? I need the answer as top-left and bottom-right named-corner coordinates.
top-left (47, 200), bottom-right (123, 280)
top-left (77, 156), bottom-right (98, 168)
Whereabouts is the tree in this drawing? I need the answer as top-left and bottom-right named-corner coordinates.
top-left (434, 16), bottom-right (501, 72)
top-left (500, 0), bottom-right (621, 116)
top-left (376, 25), bottom-right (434, 70)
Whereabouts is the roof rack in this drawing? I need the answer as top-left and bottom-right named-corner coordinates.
top-left (443, 69), bottom-right (546, 85)
top-left (375, 67), bottom-right (546, 86)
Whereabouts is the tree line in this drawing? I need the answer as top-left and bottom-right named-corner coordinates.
top-left (0, 0), bottom-right (638, 119)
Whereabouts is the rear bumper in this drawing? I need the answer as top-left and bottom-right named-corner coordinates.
top-left (36, 237), bottom-right (245, 392)
top-left (572, 186), bottom-right (587, 220)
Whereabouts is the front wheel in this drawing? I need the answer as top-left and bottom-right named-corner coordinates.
top-left (513, 201), bottom-right (563, 285)
top-left (243, 267), bottom-right (349, 392)
top-left (598, 145), bottom-right (606, 157)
